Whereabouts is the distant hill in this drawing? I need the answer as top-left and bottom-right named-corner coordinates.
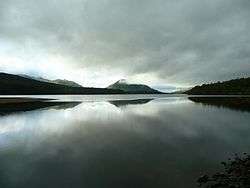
top-left (107, 79), bottom-right (163, 94)
top-left (0, 73), bottom-right (124, 95)
top-left (19, 74), bottom-right (83, 87)
top-left (185, 77), bottom-right (250, 95)
top-left (52, 79), bottom-right (82, 87)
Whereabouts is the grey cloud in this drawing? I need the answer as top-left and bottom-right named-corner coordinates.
top-left (0, 0), bottom-right (250, 86)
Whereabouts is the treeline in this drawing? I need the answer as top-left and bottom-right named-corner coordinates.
top-left (186, 77), bottom-right (250, 95)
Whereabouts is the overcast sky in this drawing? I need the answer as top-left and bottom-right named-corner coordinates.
top-left (0, 0), bottom-right (250, 91)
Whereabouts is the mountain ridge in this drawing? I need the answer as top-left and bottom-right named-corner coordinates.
top-left (107, 79), bottom-right (163, 94)
top-left (0, 72), bottom-right (124, 95)
top-left (19, 74), bottom-right (83, 87)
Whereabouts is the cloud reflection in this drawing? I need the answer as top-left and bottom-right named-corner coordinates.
top-left (0, 97), bottom-right (249, 188)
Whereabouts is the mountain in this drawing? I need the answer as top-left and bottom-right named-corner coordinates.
top-left (0, 72), bottom-right (124, 95)
top-left (19, 74), bottom-right (82, 87)
top-left (52, 79), bottom-right (82, 87)
top-left (107, 79), bottom-right (163, 94)
top-left (185, 77), bottom-right (250, 95)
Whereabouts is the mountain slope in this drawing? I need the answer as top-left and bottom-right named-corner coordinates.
top-left (0, 73), bottom-right (124, 95)
top-left (107, 79), bottom-right (162, 94)
top-left (52, 79), bottom-right (82, 87)
top-left (19, 74), bottom-right (82, 87)
top-left (185, 77), bottom-right (250, 95)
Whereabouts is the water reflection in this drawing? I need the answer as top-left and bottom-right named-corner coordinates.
top-left (0, 101), bottom-right (82, 116)
top-left (188, 97), bottom-right (250, 112)
top-left (109, 98), bottom-right (154, 107)
top-left (0, 96), bottom-right (249, 188)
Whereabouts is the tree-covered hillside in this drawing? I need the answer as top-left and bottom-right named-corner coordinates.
top-left (186, 77), bottom-right (250, 95)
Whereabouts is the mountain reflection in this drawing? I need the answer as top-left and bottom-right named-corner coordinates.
top-left (109, 98), bottom-right (154, 107)
top-left (0, 96), bottom-right (250, 188)
top-left (0, 101), bottom-right (82, 116)
top-left (188, 97), bottom-right (250, 112)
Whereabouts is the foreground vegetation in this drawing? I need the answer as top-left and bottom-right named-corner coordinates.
top-left (186, 77), bottom-right (250, 95)
top-left (197, 154), bottom-right (250, 188)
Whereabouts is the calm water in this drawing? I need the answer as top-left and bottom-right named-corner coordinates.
top-left (0, 95), bottom-right (250, 188)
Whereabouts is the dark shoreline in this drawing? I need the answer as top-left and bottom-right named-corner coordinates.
top-left (0, 97), bottom-right (54, 104)
top-left (0, 98), bottom-right (82, 115)
top-left (188, 97), bottom-right (250, 112)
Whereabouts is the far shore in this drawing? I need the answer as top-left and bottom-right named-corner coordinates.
top-left (0, 97), bottom-right (54, 104)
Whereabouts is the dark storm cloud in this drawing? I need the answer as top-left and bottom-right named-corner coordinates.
top-left (0, 0), bottom-right (250, 85)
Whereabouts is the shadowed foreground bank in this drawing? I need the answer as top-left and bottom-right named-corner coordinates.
top-left (198, 154), bottom-right (250, 188)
